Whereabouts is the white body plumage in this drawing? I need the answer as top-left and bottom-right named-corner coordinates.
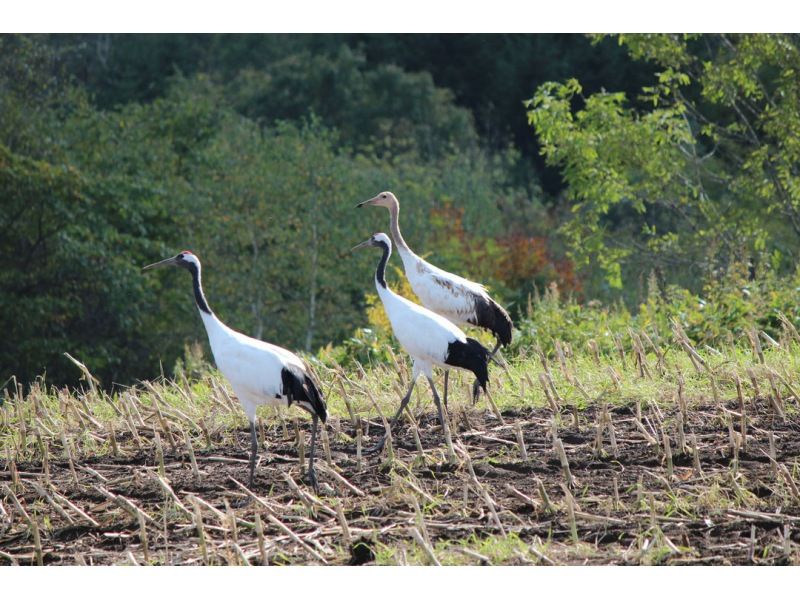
top-left (375, 266), bottom-right (468, 378)
top-left (395, 245), bottom-right (491, 329)
top-left (198, 309), bottom-right (311, 421)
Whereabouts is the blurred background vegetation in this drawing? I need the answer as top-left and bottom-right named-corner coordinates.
top-left (2, 33), bottom-right (800, 388)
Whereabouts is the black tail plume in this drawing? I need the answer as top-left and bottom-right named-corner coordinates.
top-left (470, 296), bottom-right (513, 346)
top-left (282, 365), bottom-right (328, 423)
top-left (444, 337), bottom-right (490, 391)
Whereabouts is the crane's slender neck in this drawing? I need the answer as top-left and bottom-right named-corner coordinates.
top-left (387, 199), bottom-right (411, 253)
top-left (375, 241), bottom-right (391, 289)
top-left (188, 264), bottom-right (212, 315)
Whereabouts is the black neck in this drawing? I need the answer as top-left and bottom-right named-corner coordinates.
top-left (375, 241), bottom-right (390, 289)
top-left (188, 264), bottom-right (212, 315)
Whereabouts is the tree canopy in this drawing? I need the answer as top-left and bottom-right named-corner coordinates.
top-left (2, 33), bottom-right (799, 388)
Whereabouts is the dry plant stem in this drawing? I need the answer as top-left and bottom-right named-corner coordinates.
top-left (515, 423), bottom-right (528, 461)
top-left (587, 339), bottom-right (600, 366)
top-left (561, 484), bottom-right (579, 543)
top-left (296, 427), bottom-right (306, 475)
top-left (483, 388), bottom-right (506, 426)
top-left (321, 427), bottom-right (333, 467)
top-left (554, 438), bottom-right (575, 487)
top-left (184, 430), bottom-right (201, 482)
top-left (356, 423), bottom-right (363, 471)
top-left (192, 500), bottom-right (209, 565)
top-left (228, 477), bottom-right (327, 564)
top-left (746, 368), bottom-right (761, 409)
top-left (769, 431), bottom-right (778, 479)
top-left (254, 513), bottom-right (268, 565)
top-left (779, 465), bottom-right (800, 501)
top-left (505, 483), bottom-right (538, 509)
top-left (676, 411), bottom-right (686, 455)
top-left (151, 474), bottom-right (192, 518)
top-left (138, 511), bottom-right (149, 562)
top-left (108, 422), bottom-right (119, 457)
top-left (30, 481), bottom-right (75, 525)
top-left (60, 430), bottom-right (79, 486)
top-left (662, 429), bottom-right (674, 480)
top-left (749, 328), bottom-right (766, 365)
top-left (335, 499), bottom-right (351, 545)
top-left (690, 433), bottom-right (702, 477)
top-left (153, 430), bottom-right (166, 477)
top-left (411, 495), bottom-right (431, 546)
top-left (37, 432), bottom-right (50, 484)
top-left (412, 424), bottom-right (424, 458)
top-left (320, 463), bottom-right (365, 497)
top-left (337, 378), bottom-right (358, 429)
top-left (734, 375), bottom-right (748, 453)
top-left (409, 527), bottom-right (440, 565)
top-left (9, 456), bottom-right (20, 492)
top-left (31, 518), bottom-right (43, 566)
top-left (4, 484), bottom-right (32, 524)
top-left (538, 373), bottom-right (559, 413)
top-left (765, 369), bottom-right (786, 419)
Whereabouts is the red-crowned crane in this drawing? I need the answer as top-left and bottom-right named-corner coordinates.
top-left (352, 233), bottom-right (491, 453)
top-left (357, 191), bottom-right (512, 405)
top-left (142, 251), bottom-right (327, 490)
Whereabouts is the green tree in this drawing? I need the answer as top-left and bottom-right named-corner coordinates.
top-left (527, 34), bottom-right (800, 298)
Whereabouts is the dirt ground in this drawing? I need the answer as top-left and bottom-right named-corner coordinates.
top-left (2, 398), bottom-right (800, 565)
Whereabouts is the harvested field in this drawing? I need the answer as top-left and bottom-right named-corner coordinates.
top-left (2, 382), bottom-right (800, 565)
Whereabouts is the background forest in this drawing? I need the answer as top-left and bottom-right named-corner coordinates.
top-left (3, 33), bottom-right (800, 388)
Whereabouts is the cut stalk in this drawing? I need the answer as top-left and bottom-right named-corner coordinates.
top-left (192, 501), bottom-right (209, 565)
top-left (334, 499), bottom-right (351, 545)
top-left (184, 430), bottom-right (201, 482)
top-left (30, 518), bottom-right (43, 566)
top-left (554, 438), bottom-right (575, 487)
top-left (254, 513), bottom-right (268, 565)
top-left (515, 423), bottom-right (528, 462)
top-left (138, 511), bottom-right (150, 562)
top-left (735, 375), bottom-right (747, 452)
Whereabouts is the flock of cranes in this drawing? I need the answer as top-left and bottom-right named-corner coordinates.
top-left (143, 191), bottom-right (512, 490)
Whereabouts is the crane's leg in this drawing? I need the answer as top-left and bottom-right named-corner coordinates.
top-left (472, 339), bottom-right (502, 404)
top-left (248, 418), bottom-right (258, 488)
top-left (365, 378), bottom-right (417, 455)
top-left (426, 376), bottom-right (452, 443)
top-left (305, 414), bottom-right (320, 492)
top-left (443, 370), bottom-right (450, 411)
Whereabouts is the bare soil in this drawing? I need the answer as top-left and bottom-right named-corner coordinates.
top-left (2, 399), bottom-right (800, 565)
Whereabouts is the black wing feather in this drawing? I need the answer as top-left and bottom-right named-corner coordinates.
top-left (281, 365), bottom-right (327, 422)
top-left (469, 295), bottom-right (513, 346)
top-left (444, 337), bottom-right (490, 391)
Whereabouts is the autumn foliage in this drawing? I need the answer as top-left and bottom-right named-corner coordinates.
top-left (428, 201), bottom-right (580, 304)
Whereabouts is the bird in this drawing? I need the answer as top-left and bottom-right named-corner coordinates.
top-left (352, 233), bottom-right (491, 453)
top-left (357, 191), bottom-right (512, 406)
top-left (142, 250), bottom-right (327, 490)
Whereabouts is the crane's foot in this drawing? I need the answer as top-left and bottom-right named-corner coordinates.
top-left (304, 466), bottom-right (319, 493)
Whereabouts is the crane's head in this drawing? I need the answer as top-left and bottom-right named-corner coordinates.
top-left (351, 232), bottom-right (391, 252)
top-left (356, 191), bottom-right (398, 210)
top-left (142, 250), bottom-right (201, 273)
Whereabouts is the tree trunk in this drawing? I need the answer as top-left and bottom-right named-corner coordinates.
top-left (305, 220), bottom-right (318, 352)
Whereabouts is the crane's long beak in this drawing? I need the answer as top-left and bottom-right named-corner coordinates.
top-left (142, 256), bottom-right (179, 272)
top-left (350, 238), bottom-right (374, 251)
top-left (356, 195), bottom-right (379, 208)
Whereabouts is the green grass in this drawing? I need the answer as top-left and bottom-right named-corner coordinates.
top-left (2, 323), bottom-right (800, 565)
